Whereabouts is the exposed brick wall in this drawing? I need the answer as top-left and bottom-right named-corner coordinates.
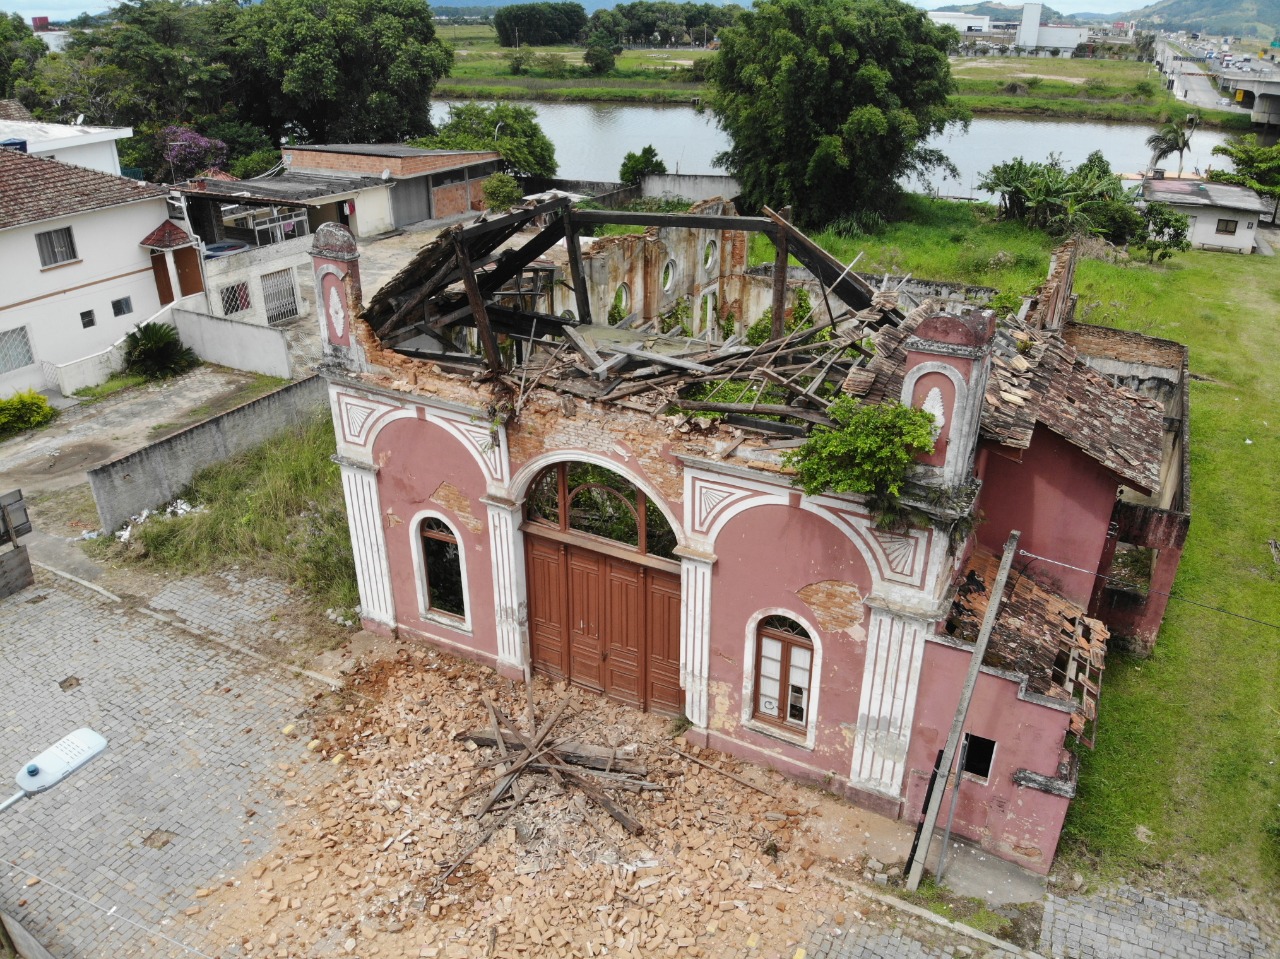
top-left (286, 149), bottom-right (500, 179)
top-left (1062, 322), bottom-right (1187, 370)
top-left (432, 181), bottom-right (471, 219)
top-left (430, 481), bottom-right (484, 533)
top-left (796, 580), bottom-right (866, 632)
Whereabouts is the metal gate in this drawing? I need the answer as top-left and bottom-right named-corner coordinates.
top-left (260, 268), bottom-right (300, 326)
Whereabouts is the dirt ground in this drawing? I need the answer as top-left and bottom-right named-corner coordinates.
top-left (186, 647), bottom-right (892, 959)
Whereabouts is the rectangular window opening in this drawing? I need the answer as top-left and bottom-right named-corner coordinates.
top-left (111, 296), bottom-right (133, 317)
top-left (0, 327), bottom-right (35, 375)
top-left (36, 226), bottom-right (78, 267)
top-left (961, 733), bottom-right (996, 780)
top-left (80, 310), bottom-right (96, 329)
top-left (218, 281), bottom-right (252, 315)
top-left (1216, 219), bottom-right (1239, 235)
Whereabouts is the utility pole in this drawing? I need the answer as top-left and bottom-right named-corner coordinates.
top-left (905, 530), bottom-right (1020, 891)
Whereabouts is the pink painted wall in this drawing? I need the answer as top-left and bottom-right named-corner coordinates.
top-left (907, 640), bottom-right (1073, 873)
top-left (909, 369), bottom-right (957, 468)
top-left (976, 425), bottom-right (1119, 607)
top-left (703, 502), bottom-right (872, 785)
top-left (372, 416), bottom-right (500, 664)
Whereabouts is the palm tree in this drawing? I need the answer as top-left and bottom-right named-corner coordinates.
top-left (1146, 115), bottom-right (1199, 177)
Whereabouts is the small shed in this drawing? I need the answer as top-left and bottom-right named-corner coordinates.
top-left (1141, 178), bottom-right (1269, 254)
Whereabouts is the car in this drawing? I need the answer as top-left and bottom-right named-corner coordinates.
top-left (1218, 97), bottom-right (1233, 105)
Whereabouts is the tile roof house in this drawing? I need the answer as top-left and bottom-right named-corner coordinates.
top-left (304, 201), bottom-right (1185, 875)
top-left (0, 149), bottom-right (182, 396)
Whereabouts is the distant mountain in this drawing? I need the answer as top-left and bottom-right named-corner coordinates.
top-left (932, 3), bottom-right (1069, 21)
top-left (1124, 0), bottom-right (1280, 37)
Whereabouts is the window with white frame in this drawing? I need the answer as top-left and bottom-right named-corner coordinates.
top-left (0, 327), bottom-right (35, 374)
top-left (112, 296), bottom-right (133, 317)
top-left (35, 226), bottom-right (78, 267)
top-left (218, 281), bottom-right (252, 315)
top-left (753, 616), bottom-right (814, 731)
top-left (420, 517), bottom-right (466, 620)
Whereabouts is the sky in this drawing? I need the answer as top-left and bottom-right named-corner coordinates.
top-left (4, 0), bottom-right (1144, 34)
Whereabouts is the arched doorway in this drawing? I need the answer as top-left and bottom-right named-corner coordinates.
top-left (522, 462), bottom-right (683, 714)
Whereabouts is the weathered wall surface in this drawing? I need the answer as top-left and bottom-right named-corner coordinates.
top-left (641, 174), bottom-right (741, 203)
top-left (976, 425), bottom-right (1117, 607)
top-left (172, 307), bottom-right (293, 379)
top-left (88, 375), bottom-right (326, 532)
top-left (908, 639), bottom-right (1074, 874)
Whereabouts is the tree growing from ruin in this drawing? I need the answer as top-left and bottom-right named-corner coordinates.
top-left (707, 0), bottom-right (966, 227)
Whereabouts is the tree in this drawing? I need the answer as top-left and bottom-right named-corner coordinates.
top-left (0, 12), bottom-right (47, 98)
top-left (413, 103), bottom-right (557, 178)
top-left (707, 0), bottom-right (966, 227)
top-left (620, 145), bottom-right (667, 184)
top-left (494, 2), bottom-right (587, 47)
top-left (1132, 202), bottom-right (1190, 263)
top-left (239, 0), bottom-right (453, 143)
top-left (979, 150), bottom-right (1139, 242)
top-left (584, 37), bottom-right (616, 74)
top-left (484, 172), bottom-right (525, 210)
top-left (1146, 115), bottom-right (1198, 177)
top-left (1208, 134), bottom-right (1280, 221)
top-left (160, 125), bottom-right (228, 180)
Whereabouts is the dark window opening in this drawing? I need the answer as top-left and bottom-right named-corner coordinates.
top-left (524, 462), bottom-right (677, 559)
top-left (1216, 219), bottom-right (1238, 235)
top-left (80, 310), bottom-right (95, 329)
top-left (112, 296), bottom-right (133, 317)
top-left (421, 517), bottom-right (465, 619)
top-left (962, 733), bottom-right (996, 780)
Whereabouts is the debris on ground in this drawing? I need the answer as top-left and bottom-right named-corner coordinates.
top-left (113, 498), bottom-right (204, 541)
top-left (202, 646), bottom-right (884, 958)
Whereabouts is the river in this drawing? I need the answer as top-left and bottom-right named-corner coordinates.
top-left (433, 100), bottom-right (1236, 197)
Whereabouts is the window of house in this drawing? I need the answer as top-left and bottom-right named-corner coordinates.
top-left (961, 733), bottom-right (996, 780)
top-left (218, 281), bottom-right (252, 315)
top-left (524, 462), bottom-right (678, 560)
top-left (36, 227), bottom-right (78, 267)
top-left (753, 616), bottom-right (814, 731)
top-left (0, 327), bottom-right (35, 375)
top-left (1216, 219), bottom-right (1239, 235)
top-left (420, 517), bottom-right (466, 619)
top-left (80, 310), bottom-right (95, 329)
top-left (111, 297), bottom-right (133, 317)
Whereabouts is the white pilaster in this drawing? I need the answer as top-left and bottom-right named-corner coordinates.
top-left (680, 555), bottom-right (714, 728)
top-left (849, 607), bottom-right (930, 796)
top-left (339, 460), bottom-right (395, 626)
top-left (486, 498), bottom-right (527, 671)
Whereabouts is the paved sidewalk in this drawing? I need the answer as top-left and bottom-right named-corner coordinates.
top-left (0, 569), bottom-right (332, 958)
top-left (1041, 886), bottom-right (1273, 959)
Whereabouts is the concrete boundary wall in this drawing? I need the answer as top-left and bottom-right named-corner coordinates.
top-left (88, 375), bottom-right (327, 533)
top-left (641, 173), bottom-right (742, 203)
top-left (172, 305), bottom-right (293, 380)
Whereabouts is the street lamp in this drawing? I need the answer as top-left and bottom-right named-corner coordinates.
top-left (0, 729), bottom-right (107, 815)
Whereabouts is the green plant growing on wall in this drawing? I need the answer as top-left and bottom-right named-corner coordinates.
top-left (783, 397), bottom-right (936, 507)
top-left (658, 297), bottom-right (692, 335)
top-left (607, 287), bottom-right (628, 325)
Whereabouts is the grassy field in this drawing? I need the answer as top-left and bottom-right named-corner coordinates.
top-left (794, 197), bottom-right (1280, 915)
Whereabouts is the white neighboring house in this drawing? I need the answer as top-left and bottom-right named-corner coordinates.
top-left (0, 118), bottom-right (133, 175)
top-left (1141, 178), bottom-right (1269, 254)
top-left (1017, 3), bottom-right (1088, 54)
top-left (0, 149), bottom-right (171, 397)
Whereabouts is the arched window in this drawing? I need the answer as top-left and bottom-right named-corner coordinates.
top-left (419, 516), bottom-right (466, 620)
top-left (524, 462), bottom-right (677, 559)
top-left (754, 616), bottom-right (813, 730)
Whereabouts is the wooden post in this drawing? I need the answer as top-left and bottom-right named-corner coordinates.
top-left (563, 213), bottom-right (594, 324)
top-left (453, 234), bottom-right (504, 373)
top-left (770, 206), bottom-right (791, 340)
top-left (905, 530), bottom-right (1021, 891)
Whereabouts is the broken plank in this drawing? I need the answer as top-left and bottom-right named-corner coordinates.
top-left (605, 345), bottom-right (714, 373)
top-left (561, 326), bottom-right (606, 374)
top-left (669, 746), bottom-right (779, 799)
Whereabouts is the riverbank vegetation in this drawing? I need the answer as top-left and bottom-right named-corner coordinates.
top-left (776, 192), bottom-right (1280, 908)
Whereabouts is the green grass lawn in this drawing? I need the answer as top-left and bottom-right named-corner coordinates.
top-left (806, 197), bottom-right (1280, 911)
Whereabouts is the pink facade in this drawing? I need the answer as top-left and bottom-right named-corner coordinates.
top-left (312, 218), bottom-right (1173, 878)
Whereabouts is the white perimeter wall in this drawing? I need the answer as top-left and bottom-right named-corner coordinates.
top-left (0, 198), bottom-right (168, 396)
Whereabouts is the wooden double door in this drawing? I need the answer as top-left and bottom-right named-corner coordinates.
top-left (525, 534), bottom-right (683, 715)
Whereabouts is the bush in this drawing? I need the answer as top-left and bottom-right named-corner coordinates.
top-left (483, 172), bottom-right (524, 210)
top-left (620, 145), bottom-right (667, 185)
top-left (0, 389), bottom-right (58, 439)
top-left (124, 322), bottom-right (199, 379)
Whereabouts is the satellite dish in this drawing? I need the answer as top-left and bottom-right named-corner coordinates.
top-left (381, 168), bottom-right (391, 180)
top-left (74, 113), bottom-right (84, 125)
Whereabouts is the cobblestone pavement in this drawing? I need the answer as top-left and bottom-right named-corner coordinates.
top-left (1040, 886), bottom-right (1274, 959)
top-left (802, 912), bottom-right (992, 959)
top-left (0, 569), bottom-right (333, 958)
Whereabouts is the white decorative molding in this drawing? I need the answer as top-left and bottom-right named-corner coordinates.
top-left (487, 500), bottom-right (528, 670)
top-left (871, 529), bottom-right (920, 578)
top-left (800, 500), bottom-right (929, 588)
top-left (327, 282), bottom-right (348, 339)
top-left (681, 555), bottom-right (714, 728)
top-left (690, 475), bottom-right (759, 536)
top-left (432, 416), bottom-right (508, 486)
top-left (922, 386), bottom-right (945, 441)
top-left (849, 608), bottom-right (930, 796)
top-left (339, 461), bottom-right (395, 627)
top-left (332, 388), bottom-right (413, 454)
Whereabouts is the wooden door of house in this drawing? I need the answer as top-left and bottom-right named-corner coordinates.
top-left (522, 461), bottom-right (684, 714)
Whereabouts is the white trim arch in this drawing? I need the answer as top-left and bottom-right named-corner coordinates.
top-left (740, 607), bottom-right (825, 751)
top-left (408, 508), bottom-right (473, 633)
top-left (508, 451), bottom-right (688, 550)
